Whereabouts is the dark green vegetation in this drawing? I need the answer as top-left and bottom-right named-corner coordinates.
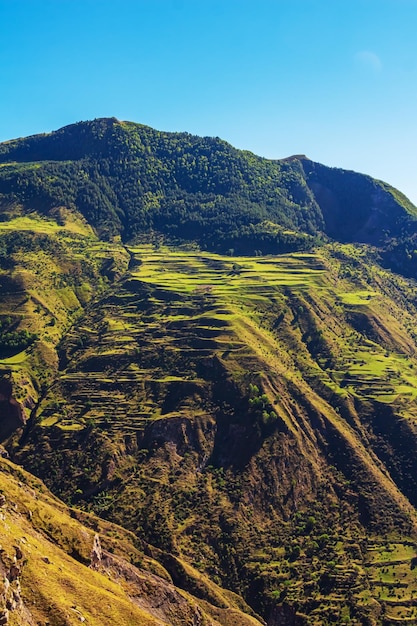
top-left (2, 119), bottom-right (417, 625)
top-left (1, 117), bottom-right (416, 256)
top-left (0, 316), bottom-right (37, 358)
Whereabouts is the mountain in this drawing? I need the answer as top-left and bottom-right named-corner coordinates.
top-left (2, 119), bottom-right (417, 625)
top-left (0, 118), bottom-right (416, 256)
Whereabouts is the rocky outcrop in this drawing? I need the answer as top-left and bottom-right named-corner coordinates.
top-left (90, 533), bottom-right (102, 569)
top-left (0, 509), bottom-right (27, 626)
top-left (267, 605), bottom-right (307, 626)
top-left (0, 377), bottom-right (25, 442)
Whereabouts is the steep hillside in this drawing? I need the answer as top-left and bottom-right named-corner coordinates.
top-left (0, 118), bottom-right (415, 256)
top-left (301, 159), bottom-right (417, 244)
top-left (0, 455), bottom-right (262, 626)
top-left (0, 209), bottom-right (129, 437)
top-left (7, 243), bottom-right (417, 625)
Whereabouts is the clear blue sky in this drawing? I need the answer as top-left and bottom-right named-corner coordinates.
top-left (1, 0), bottom-right (417, 203)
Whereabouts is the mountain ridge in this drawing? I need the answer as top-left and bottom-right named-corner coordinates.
top-left (0, 117), bottom-right (415, 256)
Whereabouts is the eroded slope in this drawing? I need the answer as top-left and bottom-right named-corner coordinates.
top-left (11, 245), bottom-right (417, 624)
top-left (0, 456), bottom-right (262, 626)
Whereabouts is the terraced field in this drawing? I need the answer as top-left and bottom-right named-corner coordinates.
top-left (0, 211), bottom-right (129, 411)
top-left (10, 243), bottom-right (417, 624)
top-left (34, 245), bottom-right (417, 438)
top-left (364, 541), bottom-right (417, 622)
top-left (34, 248), bottom-right (322, 429)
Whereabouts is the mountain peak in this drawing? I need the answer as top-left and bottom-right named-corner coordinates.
top-left (0, 118), bottom-right (415, 251)
top-left (281, 153), bottom-right (310, 162)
